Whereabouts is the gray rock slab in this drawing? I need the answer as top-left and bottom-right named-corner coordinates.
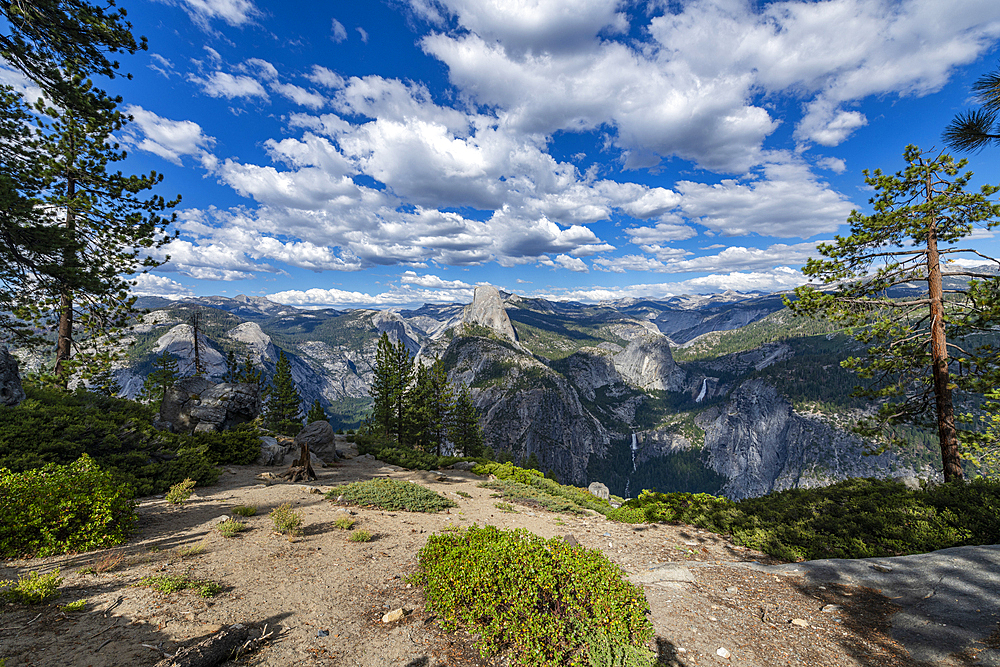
top-left (731, 545), bottom-right (1000, 665)
top-left (630, 562), bottom-right (696, 586)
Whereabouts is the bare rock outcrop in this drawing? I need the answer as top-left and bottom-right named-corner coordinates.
top-left (0, 346), bottom-right (25, 407)
top-left (160, 377), bottom-right (262, 434)
top-left (463, 285), bottom-right (517, 342)
top-left (295, 420), bottom-right (340, 463)
top-left (613, 335), bottom-right (686, 392)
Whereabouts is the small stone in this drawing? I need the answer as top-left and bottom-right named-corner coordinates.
top-left (317, 629), bottom-right (328, 637)
top-left (708, 616), bottom-right (718, 622)
top-left (716, 647), bottom-right (731, 659)
top-left (871, 563), bottom-right (893, 573)
top-left (382, 608), bottom-right (406, 623)
top-left (684, 541), bottom-right (698, 546)
top-left (821, 604), bottom-right (843, 613)
top-left (725, 586), bottom-right (739, 595)
top-left (563, 534), bottom-right (580, 547)
top-left (210, 515), bottom-right (230, 524)
top-left (790, 618), bottom-right (809, 627)
top-left (676, 648), bottom-right (687, 653)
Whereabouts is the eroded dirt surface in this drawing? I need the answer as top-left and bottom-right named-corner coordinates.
top-left (0, 442), bottom-right (988, 666)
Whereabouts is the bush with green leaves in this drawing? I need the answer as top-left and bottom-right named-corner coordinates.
top-left (0, 455), bottom-right (137, 557)
top-left (473, 462), bottom-right (613, 516)
top-left (348, 529), bottom-right (373, 542)
top-left (355, 432), bottom-right (479, 471)
top-left (0, 384), bottom-right (269, 496)
top-left (232, 505), bottom-right (257, 517)
top-left (135, 575), bottom-right (223, 598)
top-left (326, 478), bottom-right (457, 512)
top-left (165, 478), bottom-right (196, 504)
top-left (611, 478), bottom-right (1000, 561)
top-left (414, 525), bottom-right (653, 667)
top-left (1, 569), bottom-right (63, 604)
top-left (217, 519), bottom-right (248, 538)
top-left (270, 503), bottom-right (303, 536)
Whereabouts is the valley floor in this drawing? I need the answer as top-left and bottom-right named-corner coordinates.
top-left (1, 442), bottom-right (992, 667)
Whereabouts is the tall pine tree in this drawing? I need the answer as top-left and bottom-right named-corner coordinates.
top-left (264, 350), bottom-right (303, 436)
top-left (450, 383), bottom-right (484, 458)
top-left (367, 333), bottom-right (414, 445)
top-left (406, 359), bottom-right (453, 455)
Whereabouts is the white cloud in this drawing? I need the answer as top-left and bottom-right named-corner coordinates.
top-left (555, 254), bottom-right (589, 272)
top-left (271, 82), bottom-right (326, 109)
top-left (624, 221), bottom-right (697, 245)
top-left (167, 0), bottom-right (260, 28)
top-left (307, 66), bottom-right (345, 89)
top-left (331, 18), bottom-right (348, 43)
top-left (675, 156), bottom-right (854, 238)
top-left (600, 242), bottom-right (823, 274)
top-left (400, 271), bottom-right (474, 289)
top-left (123, 105), bottom-right (217, 167)
top-left (131, 274), bottom-right (195, 299)
top-left (356, 27), bottom-right (369, 43)
top-left (795, 99), bottom-right (867, 146)
top-left (816, 156), bottom-right (848, 174)
top-left (190, 71), bottom-right (269, 100)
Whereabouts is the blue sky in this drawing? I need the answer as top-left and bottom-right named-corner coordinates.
top-left (7, 0), bottom-right (1000, 308)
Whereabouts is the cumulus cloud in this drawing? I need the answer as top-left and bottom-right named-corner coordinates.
top-left (123, 105), bottom-right (217, 167)
top-left (189, 71), bottom-right (269, 100)
top-left (400, 271), bottom-right (474, 289)
top-left (163, 0), bottom-right (260, 28)
top-left (131, 273), bottom-right (195, 299)
top-left (271, 82), bottom-right (326, 109)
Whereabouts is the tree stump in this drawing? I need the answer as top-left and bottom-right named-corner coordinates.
top-left (280, 441), bottom-right (316, 482)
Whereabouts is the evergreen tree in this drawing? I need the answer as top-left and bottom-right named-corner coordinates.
top-left (16, 77), bottom-right (176, 387)
top-left (788, 146), bottom-right (1000, 482)
top-left (237, 352), bottom-right (263, 390)
top-left (944, 67), bottom-right (1000, 153)
top-left (367, 333), bottom-right (414, 445)
top-left (306, 399), bottom-right (327, 424)
top-left (449, 383), bottom-right (484, 458)
top-left (89, 363), bottom-right (119, 397)
top-left (141, 351), bottom-right (177, 408)
top-left (405, 359), bottom-right (453, 455)
top-left (264, 350), bottom-right (303, 436)
top-left (223, 349), bottom-right (239, 383)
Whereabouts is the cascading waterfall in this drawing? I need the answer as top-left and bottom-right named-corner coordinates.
top-left (696, 377), bottom-right (708, 403)
top-left (624, 433), bottom-right (639, 498)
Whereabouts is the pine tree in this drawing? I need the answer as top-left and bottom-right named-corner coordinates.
top-left (237, 352), bottom-right (263, 390)
top-left (449, 384), bottom-right (484, 458)
top-left (788, 146), bottom-right (1000, 482)
top-left (306, 399), bottom-right (327, 424)
top-left (264, 350), bottom-right (303, 436)
top-left (141, 351), bottom-right (178, 408)
top-left (367, 333), bottom-right (414, 445)
top-left (223, 349), bottom-right (239, 383)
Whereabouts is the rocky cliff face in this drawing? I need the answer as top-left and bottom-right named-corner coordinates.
top-left (463, 285), bottom-right (518, 342)
top-left (700, 379), bottom-right (925, 500)
top-left (613, 335), bottom-right (687, 392)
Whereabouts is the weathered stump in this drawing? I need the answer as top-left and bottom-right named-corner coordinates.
top-left (280, 442), bottom-right (316, 482)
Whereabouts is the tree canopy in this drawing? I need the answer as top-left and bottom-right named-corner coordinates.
top-left (944, 66), bottom-right (1000, 153)
top-left (787, 146), bottom-right (1000, 482)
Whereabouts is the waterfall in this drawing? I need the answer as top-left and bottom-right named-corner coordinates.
top-left (695, 377), bottom-right (708, 403)
top-left (625, 433), bottom-right (639, 499)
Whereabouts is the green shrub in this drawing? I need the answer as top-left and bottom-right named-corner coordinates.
top-left (270, 503), bottom-right (303, 536)
top-left (217, 519), bottom-right (248, 538)
top-left (355, 433), bottom-right (477, 471)
top-left (191, 424), bottom-right (263, 465)
top-left (165, 478), bottom-right (196, 504)
top-left (333, 516), bottom-right (356, 530)
top-left (348, 529), bottom-right (373, 542)
top-left (494, 501), bottom-right (518, 513)
top-left (1, 569), bottom-right (63, 604)
top-left (0, 454), bottom-right (137, 557)
top-left (135, 575), bottom-right (222, 598)
top-left (483, 479), bottom-right (589, 515)
top-left (231, 505), bottom-right (257, 517)
top-left (414, 525), bottom-right (653, 667)
top-left (474, 462), bottom-right (612, 516)
top-left (326, 478), bottom-right (457, 512)
top-left (611, 478), bottom-right (1000, 561)
top-left (60, 599), bottom-right (86, 612)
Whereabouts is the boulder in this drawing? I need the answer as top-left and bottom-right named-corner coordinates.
top-left (588, 481), bottom-right (610, 501)
top-left (0, 346), bottom-right (25, 407)
top-left (160, 377), bottom-right (261, 434)
top-left (256, 436), bottom-right (289, 466)
top-left (295, 420), bottom-right (340, 463)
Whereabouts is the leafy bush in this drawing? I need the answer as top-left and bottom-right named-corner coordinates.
top-left (232, 505), bottom-right (257, 517)
top-left (1, 569), bottom-right (63, 604)
top-left (0, 384), bottom-right (258, 496)
top-left (165, 478), bottom-right (196, 504)
top-left (333, 516), bottom-right (356, 530)
top-left (270, 503), bottom-right (303, 536)
top-left (355, 432), bottom-right (478, 471)
top-left (217, 519), bottom-right (248, 538)
top-left (348, 529), bottom-right (373, 542)
top-left (326, 478), bottom-right (457, 512)
top-left (482, 479), bottom-right (589, 515)
top-left (414, 525), bottom-right (653, 667)
top-left (0, 454), bottom-right (137, 557)
top-left (474, 462), bottom-right (613, 516)
top-left (611, 478), bottom-right (1000, 561)
top-left (135, 575), bottom-right (223, 598)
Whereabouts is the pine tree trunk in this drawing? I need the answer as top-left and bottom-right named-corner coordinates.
top-left (925, 192), bottom-right (963, 482)
top-left (54, 168), bottom-right (77, 386)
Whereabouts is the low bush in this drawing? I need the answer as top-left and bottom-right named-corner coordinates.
top-left (326, 478), bottom-right (457, 513)
top-left (355, 432), bottom-right (479, 471)
top-left (270, 503), bottom-right (303, 536)
top-left (231, 505), bottom-right (257, 517)
top-left (348, 529), bottom-right (373, 542)
top-left (413, 525), bottom-right (653, 667)
top-left (611, 478), bottom-right (1000, 561)
top-left (482, 479), bottom-right (588, 515)
top-left (217, 519), bottom-right (248, 538)
top-left (165, 478), bottom-right (196, 504)
top-left (474, 462), bottom-right (613, 516)
top-left (333, 516), bottom-right (356, 530)
top-left (135, 575), bottom-right (223, 598)
top-left (0, 455), bottom-right (137, 557)
top-left (1, 569), bottom-right (63, 604)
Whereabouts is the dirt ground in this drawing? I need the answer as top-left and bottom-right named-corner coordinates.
top-left (0, 439), bottom-right (985, 667)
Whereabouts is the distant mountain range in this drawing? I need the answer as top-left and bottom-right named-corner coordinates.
top-left (77, 284), bottom-right (947, 499)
